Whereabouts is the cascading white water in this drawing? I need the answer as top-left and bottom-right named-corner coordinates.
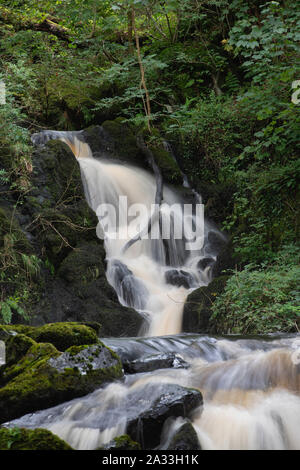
top-left (31, 130), bottom-right (221, 336)
top-left (26, 129), bottom-right (300, 451)
top-left (8, 334), bottom-right (300, 450)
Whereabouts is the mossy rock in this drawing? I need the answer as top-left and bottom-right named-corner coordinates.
top-left (100, 434), bottom-right (141, 450)
top-left (33, 140), bottom-right (82, 203)
top-left (28, 322), bottom-right (100, 352)
top-left (5, 334), bottom-right (36, 365)
top-left (26, 139), bottom-right (97, 267)
top-left (101, 120), bottom-right (143, 166)
top-left (166, 421), bottom-right (201, 450)
top-left (36, 208), bottom-right (97, 267)
top-left (0, 325), bottom-right (12, 342)
top-left (182, 275), bottom-right (230, 333)
top-left (84, 121), bottom-right (183, 185)
top-left (0, 324), bottom-right (35, 339)
top-left (150, 146), bottom-right (182, 185)
top-left (0, 339), bottom-right (123, 423)
top-left (0, 427), bottom-right (73, 450)
top-left (57, 242), bottom-right (106, 285)
top-left (0, 322), bottom-right (101, 353)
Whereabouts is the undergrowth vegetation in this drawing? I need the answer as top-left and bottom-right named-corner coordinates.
top-left (0, 0), bottom-right (299, 331)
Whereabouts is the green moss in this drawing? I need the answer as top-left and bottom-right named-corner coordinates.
top-left (101, 434), bottom-right (141, 450)
top-left (29, 322), bottom-right (100, 351)
top-left (0, 427), bottom-right (73, 450)
top-left (0, 325), bottom-right (11, 342)
top-left (0, 341), bottom-right (60, 386)
top-left (151, 147), bottom-right (182, 184)
top-left (0, 324), bottom-right (35, 338)
top-left (0, 322), bottom-right (101, 352)
top-left (5, 334), bottom-right (36, 365)
top-left (101, 119), bottom-right (143, 166)
top-left (0, 206), bottom-right (31, 253)
top-left (101, 119), bottom-right (183, 184)
top-left (0, 337), bottom-right (123, 423)
top-left (57, 243), bottom-right (106, 285)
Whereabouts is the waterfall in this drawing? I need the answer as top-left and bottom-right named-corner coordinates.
top-left (31, 130), bottom-right (224, 336)
top-left (26, 129), bottom-right (300, 451)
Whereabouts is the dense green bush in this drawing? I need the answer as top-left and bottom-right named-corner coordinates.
top-left (210, 245), bottom-right (300, 334)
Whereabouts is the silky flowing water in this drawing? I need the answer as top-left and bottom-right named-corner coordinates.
top-left (11, 130), bottom-right (299, 450)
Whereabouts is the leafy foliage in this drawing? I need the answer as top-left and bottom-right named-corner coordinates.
top-left (211, 245), bottom-right (300, 334)
top-left (0, 0), bottom-right (299, 331)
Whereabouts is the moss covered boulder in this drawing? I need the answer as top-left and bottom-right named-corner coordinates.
top-left (28, 322), bottom-right (100, 351)
top-left (0, 427), bottom-right (73, 450)
top-left (5, 334), bottom-right (36, 365)
top-left (0, 322), bottom-right (101, 352)
top-left (0, 332), bottom-right (123, 423)
top-left (182, 275), bottom-right (230, 333)
top-left (100, 434), bottom-right (141, 450)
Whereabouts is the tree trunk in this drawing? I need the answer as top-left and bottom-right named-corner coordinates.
top-left (132, 7), bottom-right (152, 132)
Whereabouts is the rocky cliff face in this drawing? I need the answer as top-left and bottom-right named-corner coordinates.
top-left (1, 125), bottom-right (148, 335)
top-left (1, 119), bottom-right (233, 334)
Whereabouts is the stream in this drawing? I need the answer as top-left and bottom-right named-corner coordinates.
top-left (12, 128), bottom-right (299, 451)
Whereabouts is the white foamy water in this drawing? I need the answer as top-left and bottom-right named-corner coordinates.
top-left (31, 130), bottom-right (221, 336)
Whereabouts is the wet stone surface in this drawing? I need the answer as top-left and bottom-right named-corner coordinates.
top-left (48, 344), bottom-right (120, 375)
top-left (123, 352), bottom-right (190, 374)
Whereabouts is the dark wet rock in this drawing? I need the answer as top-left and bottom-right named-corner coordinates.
top-left (0, 336), bottom-right (123, 424)
top-left (108, 259), bottom-right (148, 310)
top-left (123, 352), bottom-right (189, 374)
top-left (182, 275), bottom-right (230, 333)
top-left (25, 140), bottom-right (98, 265)
top-left (165, 269), bottom-right (197, 289)
top-left (0, 427), bottom-right (73, 450)
top-left (191, 180), bottom-right (236, 226)
top-left (30, 241), bottom-right (144, 336)
top-left (49, 343), bottom-right (122, 376)
top-left (212, 236), bottom-right (241, 277)
top-left (126, 384), bottom-right (203, 449)
top-left (9, 138), bottom-right (144, 337)
top-left (197, 257), bottom-right (215, 271)
top-left (83, 120), bottom-right (183, 185)
top-left (166, 420), bottom-right (201, 450)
